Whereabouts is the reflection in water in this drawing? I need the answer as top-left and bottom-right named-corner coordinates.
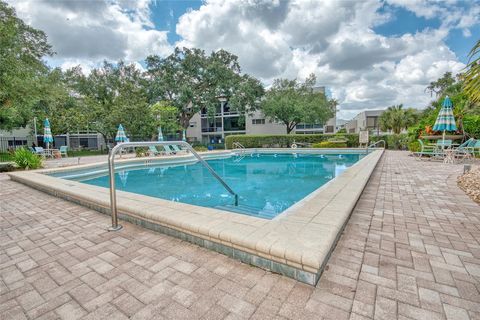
top-left (81, 153), bottom-right (364, 219)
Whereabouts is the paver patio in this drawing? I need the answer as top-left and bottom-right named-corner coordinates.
top-left (1, 151), bottom-right (479, 319)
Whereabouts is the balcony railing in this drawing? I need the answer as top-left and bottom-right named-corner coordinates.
top-left (201, 127), bottom-right (222, 133)
top-left (200, 113), bottom-right (222, 118)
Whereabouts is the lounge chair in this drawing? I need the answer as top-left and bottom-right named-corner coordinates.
top-left (413, 140), bottom-right (444, 160)
top-left (163, 145), bottom-right (176, 155)
top-left (470, 140), bottom-right (480, 158)
top-left (171, 144), bottom-right (181, 152)
top-left (59, 146), bottom-right (68, 157)
top-left (148, 146), bottom-right (160, 156)
top-left (171, 144), bottom-right (187, 154)
top-left (453, 139), bottom-right (476, 162)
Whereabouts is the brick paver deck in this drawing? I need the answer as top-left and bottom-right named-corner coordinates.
top-left (1, 151), bottom-right (479, 319)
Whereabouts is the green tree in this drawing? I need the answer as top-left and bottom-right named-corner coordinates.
top-left (260, 74), bottom-right (333, 134)
top-left (150, 101), bottom-right (182, 137)
top-left (69, 61), bottom-right (153, 142)
top-left (146, 47), bottom-right (264, 138)
top-left (31, 68), bottom-right (89, 136)
top-left (425, 72), bottom-right (456, 97)
top-left (464, 39), bottom-right (480, 103)
top-left (379, 105), bottom-right (418, 134)
top-left (0, 1), bottom-right (54, 129)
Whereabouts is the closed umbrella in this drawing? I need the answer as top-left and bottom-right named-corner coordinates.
top-left (182, 129), bottom-right (187, 142)
top-left (43, 118), bottom-right (53, 149)
top-left (433, 96), bottom-right (457, 145)
top-left (158, 127), bottom-right (164, 142)
top-left (115, 124), bottom-right (128, 143)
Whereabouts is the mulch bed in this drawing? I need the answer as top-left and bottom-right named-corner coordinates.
top-left (457, 166), bottom-right (480, 204)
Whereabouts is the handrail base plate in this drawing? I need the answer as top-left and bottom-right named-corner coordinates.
top-left (108, 225), bottom-right (123, 232)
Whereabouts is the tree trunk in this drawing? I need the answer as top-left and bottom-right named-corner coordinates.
top-left (286, 122), bottom-right (295, 134)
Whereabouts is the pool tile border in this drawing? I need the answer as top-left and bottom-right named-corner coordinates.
top-left (8, 148), bottom-right (383, 285)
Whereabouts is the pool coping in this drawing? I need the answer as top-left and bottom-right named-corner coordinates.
top-left (8, 148), bottom-right (383, 285)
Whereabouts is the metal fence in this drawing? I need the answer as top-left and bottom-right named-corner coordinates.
top-left (0, 136), bottom-right (31, 153)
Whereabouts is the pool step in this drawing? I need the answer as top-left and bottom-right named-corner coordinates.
top-left (215, 204), bottom-right (277, 219)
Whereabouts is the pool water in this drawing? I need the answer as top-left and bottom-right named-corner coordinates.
top-left (58, 153), bottom-right (364, 219)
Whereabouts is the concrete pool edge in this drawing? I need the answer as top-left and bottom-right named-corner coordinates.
top-left (8, 148), bottom-right (383, 285)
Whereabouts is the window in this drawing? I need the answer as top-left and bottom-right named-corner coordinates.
top-left (252, 119), bottom-right (265, 125)
top-left (189, 122), bottom-right (196, 128)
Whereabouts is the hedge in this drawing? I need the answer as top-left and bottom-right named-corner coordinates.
top-left (312, 141), bottom-right (347, 148)
top-left (225, 134), bottom-right (359, 148)
top-left (226, 133), bottom-right (414, 150)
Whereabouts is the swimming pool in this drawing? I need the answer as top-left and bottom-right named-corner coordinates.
top-left (10, 148), bottom-right (383, 284)
top-left (51, 152), bottom-right (364, 219)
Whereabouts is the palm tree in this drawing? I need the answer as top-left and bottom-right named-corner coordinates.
top-left (379, 105), bottom-right (418, 134)
top-left (464, 39), bottom-right (480, 103)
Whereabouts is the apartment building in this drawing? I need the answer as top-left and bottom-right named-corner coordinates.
top-left (0, 127), bottom-right (33, 152)
top-left (186, 87), bottom-right (337, 144)
top-left (345, 110), bottom-right (384, 135)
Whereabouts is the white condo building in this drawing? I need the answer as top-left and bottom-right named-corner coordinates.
top-left (186, 87), bottom-right (337, 144)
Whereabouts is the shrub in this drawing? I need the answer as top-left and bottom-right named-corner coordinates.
top-left (370, 134), bottom-right (409, 150)
top-left (408, 140), bottom-right (421, 152)
top-left (463, 115), bottom-right (480, 138)
top-left (13, 148), bottom-right (42, 170)
top-left (312, 141), bottom-right (347, 148)
top-left (193, 145), bottom-right (208, 152)
top-left (135, 147), bottom-right (148, 157)
top-left (225, 134), bottom-right (359, 149)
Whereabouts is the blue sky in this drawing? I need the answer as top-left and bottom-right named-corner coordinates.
top-left (150, 0), bottom-right (478, 63)
top-left (11, 0), bottom-right (480, 118)
top-left (373, 4), bottom-right (479, 63)
top-left (150, 0), bottom-right (203, 43)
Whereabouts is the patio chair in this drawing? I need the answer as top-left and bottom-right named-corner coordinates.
top-left (34, 147), bottom-right (45, 157)
top-left (148, 146), bottom-right (160, 156)
top-left (171, 144), bottom-right (187, 154)
top-left (435, 139), bottom-right (452, 150)
top-left (59, 146), bottom-right (68, 157)
top-left (163, 145), bottom-right (176, 155)
top-left (471, 140), bottom-right (480, 158)
top-left (453, 138), bottom-right (476, 162)
top-left (413, 140), bottom-right (444, 160)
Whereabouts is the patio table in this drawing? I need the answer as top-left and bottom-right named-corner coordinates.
top-left (443, 149), bottom-right (455, 164)
top-left (44, 149), bottom-right (61, 159)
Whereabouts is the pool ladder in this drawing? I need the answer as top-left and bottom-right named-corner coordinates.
top-left (107, 141), bottom-right (238, 231)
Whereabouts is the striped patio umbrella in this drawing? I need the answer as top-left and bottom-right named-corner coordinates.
top-left (182, 129), bottom-right (187, 142)
top-left (43, 118), bottom-right (53, 149)
top-left (157, 127), bottom-right (164, 142)
top-left (433, 96), bottom-right (457, 143)
top-left (115, 124), bottom-right (128, 142)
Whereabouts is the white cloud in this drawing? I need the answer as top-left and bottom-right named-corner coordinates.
top-left (7, 0), bottom-right (478, 120)
top-left (176, 0), bottom-right (472, 119)
top-left (9, 0), bottom-right (171, 70)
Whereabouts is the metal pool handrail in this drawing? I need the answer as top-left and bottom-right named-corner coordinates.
top-left (107, 141), bottom-right (238, 231)
top-left (366, 140), bottom-right (386, 153)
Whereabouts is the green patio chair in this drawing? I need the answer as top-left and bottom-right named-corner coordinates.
top-left (435, 139), bottom-right (452, 149)
top-left (171, 144), bottom-right (188, 154)
top-left (148, 146), bottom-right (160, 156)
top-left (413, 140), bottom-right (444, 160)
top-left (59, 146), bottom-right (68, 157)
top-left (453, 138), bottom-right (476, 162)
top-left (472, 140), bottom-right (480, 158)
top-left (163, 145), bottom-right (175, 155)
